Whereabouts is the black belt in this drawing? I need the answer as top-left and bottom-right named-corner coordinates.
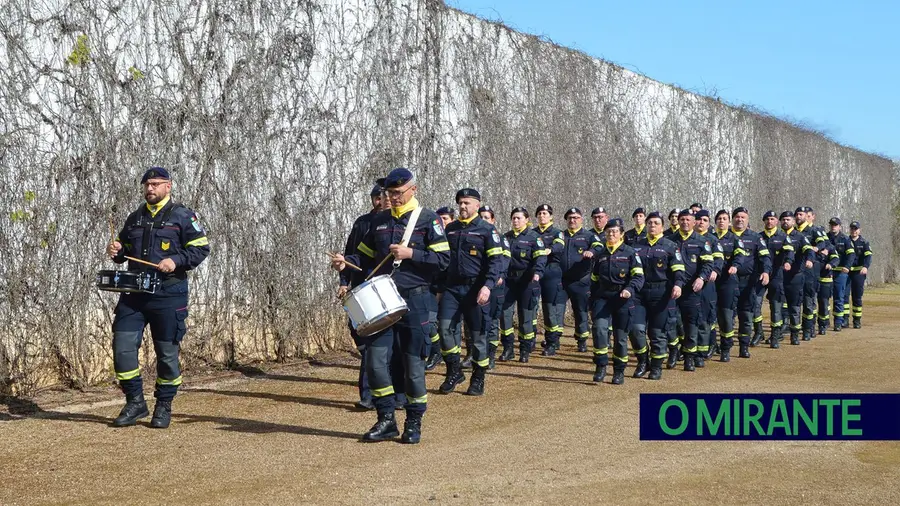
top-left (398, 285), bottom-right (429, 297)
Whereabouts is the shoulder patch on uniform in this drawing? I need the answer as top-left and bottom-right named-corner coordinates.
top-left (704, 241), bottom-right (712, 253)
top-left (675, 250), bottom-right (683, 262)
top-left (634, 254), bottom-right (642, 265)
top-left (503, 237), bottom-right (510, 247)
top-left (432, 219), bottom-right (444, 236)
top-left (492, 229), bottom-right (501, 243)
top-left (557, 232), bottom-right (564, 239)
top-left (190, 214), bottom-right (204, 233)
top-left (536, 238), bottom-right (544, 248)
top-left (716, 242), bottom-right (723, 252)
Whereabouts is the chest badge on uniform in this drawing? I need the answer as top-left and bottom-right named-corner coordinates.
top-left (161, 241), bottom-right (170, 251)
top-left (520, 251), bottom-right (526, 258)
top-left (619, 269), bottom-right (626, 278)
top-left (577, 248), bottom-right (584, 254)
top-left (470, 248), bottom-right (478, 256)
top-left (657, 260), bottom-right (664, 268)
top-left (691, 254), bottom-right (697, 263)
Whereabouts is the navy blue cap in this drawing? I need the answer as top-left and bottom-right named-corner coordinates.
top-left (695, 209), bottom-right (710, 219)
top-left (647, 211), bottom-right (663, 221)
top-left (564, 207), bottom-right (583, 219)
top-left (850, 221), bottom-right (860, 229)
top-left (762, 210), bottom-right (777, 220)
top-left (591, 207), bottom-right (607, 216)
top-left (535, 204), bottom-right (553, 215)
top-left (436, 206), bottom-right (456, 217)
top-left (383, 167), bottom-right (415, 189)
top-left (510, 206), bottom-right (529, 218)
top-left (669, 208), bottom-right (680, 217)
top-left (829, 217), bottom-right (841, 226)
top-left (690, 202), bottom-right (703, 209)
top-left (478, 205), bottom-right (495, 217)
top-left (141, 166), bottom-right (170, 183)
top-left (604, 217), bottom-right (624, 231)
top-left (632, 207), bottom-right (646, 218)
top-left (678, 209), bottom-right (694, 218)
top-left (455, 188), bottom-right (481, 203)
top-left (779, 211), bottom-right (793, 220)
top-left (732, 206), bottom-right (749, 217)
top-left (715, 209), bottom-right (730, 219)
top-left (370, 179), bottom-right (384, 196)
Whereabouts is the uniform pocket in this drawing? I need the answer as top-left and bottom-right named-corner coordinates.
top-left (174, 308), bottom-right (188, 343)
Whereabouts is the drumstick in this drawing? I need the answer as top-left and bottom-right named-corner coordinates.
top-left (325, 251), bottom-right (363, 272)
top-left (365, 253), bottom-right (394, 282)
top-left (124, 255), bottom-right (160, 269)
top-left (108, 218), bottom-right (117, 243)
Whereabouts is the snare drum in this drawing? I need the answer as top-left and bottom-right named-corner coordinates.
top-left (342, 275), bottom-right (409, 337)
top-left (96, 270), bottom-right (160, 294)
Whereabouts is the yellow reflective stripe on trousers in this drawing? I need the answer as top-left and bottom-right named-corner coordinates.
top-left (372, 386), bottom-right (395, 398)
top-left (116, 368), bottom-right (141, 381)
top-left (593, 347), bottom-right (609, 355)
top-left (430, 334), bottom-right (439, 343)
top-left (613, 355), bottom-right (628, 363)
top-left (156, 375), bottom-right (183, 386)
top-left (475, 358), bottom-right (490, 367)
top-left (407, 394), bottom-right (427, 404)
top-left (521, 332), bottom-right (535, 340)
top-left (633, 345), bottom-right (648, 354)
top-left (442, 346), bottom-right (461, 356)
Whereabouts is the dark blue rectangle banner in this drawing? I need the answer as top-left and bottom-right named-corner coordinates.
top-left (639, 393), bottom-right (900, 440)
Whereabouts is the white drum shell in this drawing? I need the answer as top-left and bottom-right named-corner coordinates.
top-left (343, 275), bottom-right (409, 337)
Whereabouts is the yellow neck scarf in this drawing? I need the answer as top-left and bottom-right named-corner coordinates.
top-left (146, 195), bottom-right (171, 218)
top-left (391, 196), bottom-right (419, 219)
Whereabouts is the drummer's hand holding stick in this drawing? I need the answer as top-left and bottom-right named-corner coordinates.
top-left (389, 244), bottom-right (413, 260)
top-left (330, 253), bottom-right (348, 271)
top-left (106, 241), bottom-right (122, 259)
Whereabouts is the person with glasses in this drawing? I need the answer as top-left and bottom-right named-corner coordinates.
top-left (105, 167), bottom-right (210, 429)
top-left (331, 167), bottom-right (449, 444)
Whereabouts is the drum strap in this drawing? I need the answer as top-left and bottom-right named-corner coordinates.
top-left (138, 202), bottom-right (181, 261)
top-left (393, 206), bottom-right (423, 269)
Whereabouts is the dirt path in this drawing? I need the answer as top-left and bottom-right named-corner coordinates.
top-left (3, 287), bottom-right (900, 505)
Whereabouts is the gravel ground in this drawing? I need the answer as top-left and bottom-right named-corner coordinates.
top-left (3, 287), bottom-right (900, 506)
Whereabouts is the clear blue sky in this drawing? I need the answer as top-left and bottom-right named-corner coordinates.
top-left (447, 0), bottom-right (899, 159)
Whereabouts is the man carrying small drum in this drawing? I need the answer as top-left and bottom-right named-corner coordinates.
top-left (331, 168), bottom-right (449, 444)
top-left (105, 167), bottom-right (210, 429)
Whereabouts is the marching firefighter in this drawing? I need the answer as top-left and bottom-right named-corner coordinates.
top-left (827, 217), bottom-right (856, 331)
top-left (694, 210), bottom-right (723, 362)
top-left (779, 212), bottom-right (815, 345)
top-left (713, 210), bottom-right (740, 361)
top-left (847, 221), bottom-right (872, 328)
top-left (795, 207), bottom-right (832, 339)
top-left (533, 204), bottom-right (563, 352)
top-left (670, 210), bottom-right (715, 371)
top-left (728, 207), bottom-right (771, 359)
top-left (478, 205), bottom-right (510, 369)
top-left (760, 210), bottom-right (794, 348)
top-left (625, 208), bottom-right (648, 245)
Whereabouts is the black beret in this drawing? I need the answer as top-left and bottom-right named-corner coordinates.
top-left (510, 206), bottom-right (529, 218)
top-left (762, 210), bottom-right (777, 220)
top-left (646, 211), bottom-right (663, 221)
top-left (829, 217), bottom-right (841, 226)
top-left (779, 211), bottom-right (793, 220)
top-left (535, 204), bottom-right (553, 215)
top-left (794, 206), bottom-right (805, 215)
top-left (632, 207), bottom-right (645, 218)
top-left (455, 188), bottom-right (481, 203)
top-left (591, 207), bottom-right (607, 216)
top-left (604, 217), bottom-right (625, 231)
top-left (478, 205), bottom-right (495, 216)
top-left (732, 206), bottom-right (749, 217)
top-left (678, 209), bottom-right (693, 218)
top-left (690, 202), bottom-right (703, 209)
top-left (669, 208), bottom-right (680, 217)
top-left (370, 182), bottom-right (383, 196)
top-left (436, 206), bottom-right (455, 217)
top-left (715, 209), bottom-right (730, 219)
top-left (695, 209), bottom-right (710, 219)
top-left (849, 221), bottom-right (860, 229)
top-left (806, 206), bottom-right (815, 213)
top-left (564, 207), bottom-right (583, 219)
top-left (384, 167), bottom-right (415, 188)
top-left (141, 166), bottom-right (171, 183)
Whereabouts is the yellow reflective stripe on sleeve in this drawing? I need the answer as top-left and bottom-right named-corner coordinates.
top-left (802, 245), bottom-right (814, 252)
top-left (591, 274), bottom-right (599, 282)
top-left (553, 238), bottom-right (565, 245)
top-left (734, 248), bottom-right (748, 256)
top-left (358, 243), bottom-right (375, 258)
top-left (819, 278), bottom-right (833, 283)
top-left (631, 267), bottom-right (644, 276)
top-left (372, 386), bottom-right (395, 398)
top-left (670, 264), bottom-right (685, 272)
top-left (486, 247), bottom-right (503, 256)
top-left (829, 253), bottom-right (839, 259)
top-left (864, 251), bottom-right (872, 256)
top-left (590, 242), bottom-right (602, 248)
top-left (846, 248), bottom-right (855, 254)
top-left (850, 266), bottom-right (863, 271)
top-left (699, 254), bottom-right (714, 261)
top-left (782, 244), bottom-right (794, 251)
top-left (502, 250), bottom-right (511, 257)
top-left (156, 375), bottom-right (183, 386)
top-left (428, 242), bottom-right (450, 252)
top-left (430, 334), bottom-right (440, 343)
top-left (185, 236), bottom-right (209, 247)
top-left (533, 250), bottom-right (549, 258)
top-left (116, 368), bottom-right (141, 381)
top-left (758, 249), bottom-right (770, 256)
top-left (406, 394), bottom-right (427, 404)
top-left (713, 252), bottom-right (725, 259)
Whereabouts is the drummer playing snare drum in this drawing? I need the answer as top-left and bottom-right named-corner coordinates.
top-left (105, 167), bottom-right (210, 429)
top-left (331, 167), bottom-right (449, 445)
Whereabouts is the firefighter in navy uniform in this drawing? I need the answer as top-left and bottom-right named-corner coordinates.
top-left (544, 208), bottom-right (602, 355)
top-left (436, 189), bottom-right (505, 396)
top-left (779, 212), bottom-right (815, 345)
top-left (664, 209), bottom-right (680, 240)
top-left (533, 204), bottom-right (562, 351)
top-left (760, 211), bottom-right (794, 348)
top-left (713, 210), bottom-right (739, 362)
top-left (424, 206), bottom-right (457, 371)
top-left (729, 207), bottom-right (772, 358)
top-left (478, 205), bottom-right (510, 369)
top-left (795, 207), bottom-right (831, 339)
top-left (588, 218), bottom-right (644, 384)
top-left (827, 217), bottom-right (856, 331)
top-left (805, 209), bottom-right (838, 335)
top-left (847, 221), bottom-right (872, 328)
top-left (105, 167), bottom-right (210, 429)
top-left (332, 168), bottom-right (450, 444)
top-left (590, 207), bottom-right (609, 243)
top-left (633, 212), bottom-right (686, 380)
top-left (694, 210), bottom-right (723, 361)
top-left (670, 210), bottom-right (715, 371)
top-left (499, 207), bottom-right (548, 363)
top-left (625, 208), bottom-right (647, 245)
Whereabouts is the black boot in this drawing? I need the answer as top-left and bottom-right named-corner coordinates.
top-left (611, 364), bottom-right (625, 385)
top-left (739, 344), bottom-right (751, 358)
top-left (818, 324), bottom-right (827, 336)
top-left (424, 347), bottom-right (443, 371)
top-left (113, 392), bottom-right (149, 427)
top-left (694, 353), bottom-right (705, 368)
top-left (488, 344), bottom-right (497, 370)
top-left (683, 353), bottom-right (695, 372)
top-left (593, 364), bottom-right (607, 383)
top-left (707, 341), bottom-right (719, 360)
top-left (790, 331), bottom-right (800, 345)
top-left (720, 346), bottom-right (731, 363)
top-left (802, 328), bottom-right (811, 341)
top-left (666, 346), bottom-right (679, 369)
top-left (770, 330), bottom-right (780, 349)
top-left (749, 324), bottom-right (763, 347)
top-left (362, 411), bottom-right (399, 442)
top-left (401, 412), bottom-right (422, 444)
top-left (577, 339), bottom-right (588, 352)
top-left (438, 357), bottom-right (465, 394)
top-left (519, 343), bottom-right (530, 363)
top-left (149, 399), bottom-right (172, 429)
top-left (461, 354), bottom-right (473, 369)
top-left (498, 344), bottom-right (514, 362)
top-left (542, 343), bottom-right (557, 357)
top-left (853, 316), bottom-right (861, 329)
top-left (466, 366), bottom-right (486, 396)
top-left (647, 358), bottom-right (663, 380)
top-left (633, 352), bottom-right (649, 378)
top-left (355, 398), bottom-right (375, 410)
